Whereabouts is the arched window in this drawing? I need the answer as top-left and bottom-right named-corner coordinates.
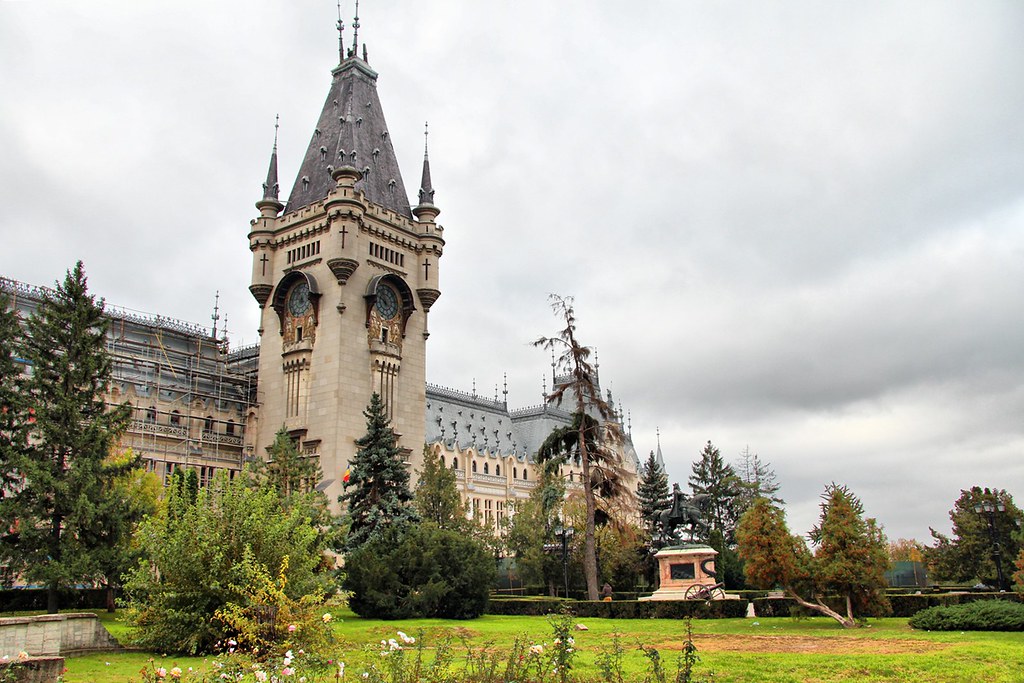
top-left (483, 462), bottom-right (489, 474)
top-left (496, 464), bottom-right (501, 476)
top-left (523, 469), bottom-right (528, 481)
top-left (169, 410), bottom-right (181, 427)
top-left (472, 460), bottom-right (477, 473)
top-left (513, 467), bottom-right (518, 479)
top-left (452, 457), bottom-right (458, 469)
top-left (145, 406), bottom-right (156, 423)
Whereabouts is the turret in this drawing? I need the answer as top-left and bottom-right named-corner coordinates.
top-left (248, 120), bottom-right (280, 307)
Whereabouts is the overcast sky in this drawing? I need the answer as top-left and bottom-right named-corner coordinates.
top-left (2, 1), bottom-right (1022, 543)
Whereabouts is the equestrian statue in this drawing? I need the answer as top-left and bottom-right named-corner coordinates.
top-left (654, 484), bottom-right (710, 547)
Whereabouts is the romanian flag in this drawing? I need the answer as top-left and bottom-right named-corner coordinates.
top-left (342, 467), bottom-right (351, 484)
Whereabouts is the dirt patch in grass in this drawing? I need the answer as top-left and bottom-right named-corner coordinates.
top-left (674, 634), bottom-right (951, 655)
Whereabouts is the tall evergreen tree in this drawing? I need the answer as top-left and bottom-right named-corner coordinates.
top-left (689, 440), bottom-right (742, 542)
top-left (737, 484), bottom-right (889, 628)
top-left (534, 294), bottom-right (626, 600)
top-left (339, 393), bottom-right (417, 552)
top-left (0, 292), bottom-right (26, 504)
top-left (925, 487), bottom-right (1022, 588)
top-left (733, 445), bottom-right (784, 517)
top-left (414, 445), bottom-right (467, 530)
top-left (637, 450), bottom-right (670, 536)
top-left (1, 263), bottom-right (131, 612)
top-left (263, 426), bottom-right (324, 499)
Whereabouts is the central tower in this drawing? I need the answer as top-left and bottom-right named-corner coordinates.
top-left (247, 21), bottom-right (444, 505)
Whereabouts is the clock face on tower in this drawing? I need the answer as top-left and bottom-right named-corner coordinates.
top-left (288, 281), bottom-right (311, 316)
top-left (375, 283), bottom-right (399, 320)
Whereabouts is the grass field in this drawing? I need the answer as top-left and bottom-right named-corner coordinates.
top-left (20, 608), bottom-right (1024, 682)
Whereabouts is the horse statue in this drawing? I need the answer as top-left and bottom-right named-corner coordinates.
top-left (654, 484), bottom-right (710, 547)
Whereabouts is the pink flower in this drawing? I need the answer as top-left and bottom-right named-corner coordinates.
top-left (282, 666), bottom-right (295, 676)
top-left (288, 624), bottom-right (297, 633)
top-left (156, 667), bottom-right (167, 678)
top-left (170, 667), bottom-right (182, 678)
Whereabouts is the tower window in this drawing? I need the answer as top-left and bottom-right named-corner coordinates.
top-left (169, 410), bottom-right (181, 427)
top-left (513, 467), bottom-right (518, 479)
top-left (145, 406), bottom-right (156, 423)
top-left (496, 464), bottom-right (501, 476)
top-left (296, 327), bottom-right (303, 342)
top-left (483, 462), bottom-right (489, 474)
top-left (452, 457), bottom-right (458, 469)
top-left (472, 460), bottom-right (477, 473)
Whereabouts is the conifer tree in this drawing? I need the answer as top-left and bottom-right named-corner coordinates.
top-left (737, 484), bottom-right (889, 628)
top-left (0, 292), bottom-right (26, 503)
top-left (339, 393), bottom-right (417, 552)
top-left (414, 445), bottom-right (466, 529)
top-left (733, 445), bottom-right (783, 517)
top-left (638, 450), bottom-right (670, 535)
top-left (264, 426), bottom-right (324, 500)
top-left (689, 440), bottom-right (741, 542)
top-left (535, 294), bottom-right (626, 601)
top-left (1, 263), bottom-right (131, 612)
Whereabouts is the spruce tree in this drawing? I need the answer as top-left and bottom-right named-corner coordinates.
top-left (637, 450), bottom-right (670, 536)
top-left (0, 291), bottom-right (26, 502)
top-left (339, 393), bottom-right (417, 552)
top-left (733, 445), bottom-right (783, 517)
top-left (534, 294), bottom-right (626, 600)
top-left (3, 263), bottom-right (131, 612)
top-left (414, 445), bottom-right (466, 529)
top-left (689, 440), bottom-right (742, 542)
top-left (264, 426), bottom-right (324, 500)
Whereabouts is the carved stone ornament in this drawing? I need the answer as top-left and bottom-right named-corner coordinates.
top-left (249, 284), bottom-right (273, 307)
top-left (327, 257), bottom-right (360, 285)
top-left (416, 288), bottom-right (441, 312)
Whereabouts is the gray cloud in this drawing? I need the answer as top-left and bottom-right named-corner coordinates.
top-left (2, 0), bottom-right (1022, 541)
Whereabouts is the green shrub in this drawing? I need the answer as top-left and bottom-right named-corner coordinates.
top-left (484, 598), bottom-right (748, 619)
top-left (123, 471), bottom-right (333, 654)
top-left (909, 600), bottom-right (1024, 631)
top-left (344, 523), bottom-right (495, 619)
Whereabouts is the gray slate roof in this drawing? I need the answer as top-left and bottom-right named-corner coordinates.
top-left (285, 57), bottom-right (412, 218)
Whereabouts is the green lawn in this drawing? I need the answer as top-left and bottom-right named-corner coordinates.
top-left (19, 609), bottom-right (1024, 682)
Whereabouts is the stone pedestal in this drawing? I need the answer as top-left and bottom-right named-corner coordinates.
top-left (640, 545), bottom-right (720, 601)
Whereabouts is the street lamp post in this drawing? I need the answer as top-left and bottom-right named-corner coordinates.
top-left (973, 499), bottom-right (1007, 591)
top-left (554, 522), bottom-right (574, 599)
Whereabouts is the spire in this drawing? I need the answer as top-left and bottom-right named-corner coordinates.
top-left (286, 16), bottom-right (412, 217)
top-left (349, 0), bottom-right (361, 59)
top-left (261, 115), bottom-right (280, 202)
top-left (655, 427), bottom-right (665, 468)
top-left (211, 291), bottom-right (221, 338)
top-left (417, 122), bottom-right (435, 206)
top-left (336, 1), bottom-right (345, 65)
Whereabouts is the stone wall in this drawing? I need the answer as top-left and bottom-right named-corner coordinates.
top-left (0, 613), bottom-right (121, 657)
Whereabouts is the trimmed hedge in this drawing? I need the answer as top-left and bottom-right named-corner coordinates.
top-left (909, 600), bottom-right (1024, 631)
top-left (751, 592), bottom-right (1024, 619)
top-left (0, 588), bottom-right (110, 613)
top-left (485, 598), bottom-right (749, 619)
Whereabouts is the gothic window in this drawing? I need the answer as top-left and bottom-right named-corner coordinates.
top-left (452, 457), bottom-right (458, 469)
top-left (523, 469), bottom-right (528, 481)
top-left (472, 460), bottom-right (477, 473)
top-left (496, 464), bottom-right (501, 476)
top-left (145, 406), bottom-right (156, 423)
top-left (170, 411), bottom-right (181, 427)
top-left (483, 462), bottom-right (489, 474)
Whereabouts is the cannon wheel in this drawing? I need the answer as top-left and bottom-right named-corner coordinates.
top-left (684, 584), bottom-right (710, 600)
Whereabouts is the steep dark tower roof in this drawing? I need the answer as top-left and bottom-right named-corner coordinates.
top-left (285, 56), bottom-right (412, 217)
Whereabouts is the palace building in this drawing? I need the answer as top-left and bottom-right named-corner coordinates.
top-left (1, 18), bottom-right (642, 531)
